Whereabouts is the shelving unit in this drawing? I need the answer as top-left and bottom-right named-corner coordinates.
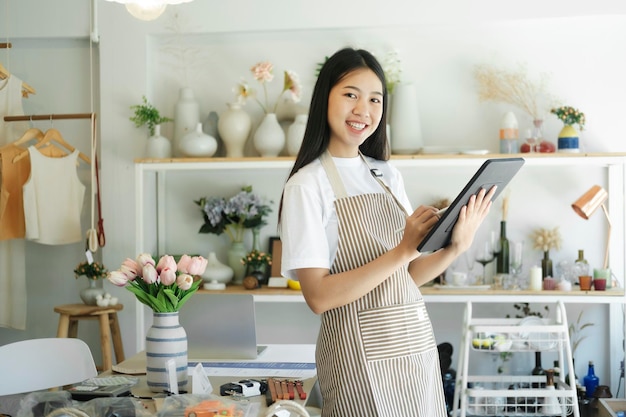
top-left (134, 153), bottom-right (626, 388)
top-left (453, 300), bottom-right (579, 417)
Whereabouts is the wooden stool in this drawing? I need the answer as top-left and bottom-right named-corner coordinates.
top-left (54, 303), bottom-right (125, 372)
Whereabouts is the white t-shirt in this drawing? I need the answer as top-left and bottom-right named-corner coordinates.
top-left (280, 154), bottom-right (411, 280)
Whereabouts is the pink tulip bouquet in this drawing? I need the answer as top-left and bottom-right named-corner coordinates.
top-left (107, 253), bottom-right (208, 313)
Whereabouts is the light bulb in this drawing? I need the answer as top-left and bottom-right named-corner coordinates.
top-left (124, 2), bottom-right (167, 21)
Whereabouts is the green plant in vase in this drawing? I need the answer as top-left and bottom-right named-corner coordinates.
top-left (129, 95), bottom-right (173, 136)
top-left (241, 249), bottom-right (272, 287)
top-left (551, 105), bottom-right (586, 152)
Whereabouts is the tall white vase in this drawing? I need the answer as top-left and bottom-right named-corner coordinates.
top-left (253, 113), bottom-right (285, 157)
top-left (217, 103), bottom-right (251, 158)
top-left (390, 83), bottom-right (423, 154)
top-left (286, 114), bottom-right (308, 156)
top-left (145, 312), bottom-right (188, 393)
top-left (145, 124), bottom-right (172, 159)
top-left (174, 87), bottom-right (199, 157)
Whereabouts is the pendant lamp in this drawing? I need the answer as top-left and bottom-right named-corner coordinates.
top-left (104, 0), bottom-right (194, 21)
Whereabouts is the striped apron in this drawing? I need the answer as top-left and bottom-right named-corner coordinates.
top-left (317, 152), bottom-right (446, 417)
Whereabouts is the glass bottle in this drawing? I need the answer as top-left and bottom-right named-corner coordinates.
top-left (530, 119), bottom-right (544, 152)
top-left (541, 251), bottom-right (553, 278)
top-left (553, 360), bottom-right (561, 389)
top-left (574, 249), bottom-right (590, 277)
top-left (496, 221), bottom-right (510, 274)
top-left (583, 361), bottom-right (599, 399)
top-left (531, 351), bottom-right (546, 388)
top-left (565, 358), bottom-right (579, 389)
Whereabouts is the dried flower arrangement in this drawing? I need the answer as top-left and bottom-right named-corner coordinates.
top-left (569, 310), bottom-right (594, 357)
top-left (474, 63), bottom-right (556, 120)
top-left (530, 226), bottom-right (562, 252)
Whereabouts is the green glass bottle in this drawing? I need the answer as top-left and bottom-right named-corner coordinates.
top-left (575, 249), bottom-right (588, 265)
top-left (496, 221), bottom-right (510, 274)
top-left (541, 251), bottom-right (553, 278)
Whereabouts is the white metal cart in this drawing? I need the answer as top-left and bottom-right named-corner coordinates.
top-left (452, 301), bottom-right (580, 417)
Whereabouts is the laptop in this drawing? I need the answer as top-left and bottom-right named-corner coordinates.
top-left (179, 293), bottom-right (265, 360)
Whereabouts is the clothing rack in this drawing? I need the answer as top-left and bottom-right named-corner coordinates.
top-left (4, 113), bottom-right (95, 122)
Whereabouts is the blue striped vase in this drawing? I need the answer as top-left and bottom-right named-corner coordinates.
top-left (145, 311), bottom-right (188, 393)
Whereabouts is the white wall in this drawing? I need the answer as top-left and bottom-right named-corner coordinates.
top-left (1, 0), bottom-right (625, 391)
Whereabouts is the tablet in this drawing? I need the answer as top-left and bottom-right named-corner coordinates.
top-left (417, 157), bottom-right (525, 252)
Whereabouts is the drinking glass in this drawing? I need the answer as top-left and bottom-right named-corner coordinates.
top-left (462, 250), bottom-right (477, 284)
top-left (509, 241), bottom-right (524, 290)
top-left (475, 240), bottom-right (495, 285)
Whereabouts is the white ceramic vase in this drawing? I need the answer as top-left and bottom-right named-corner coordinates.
top-left (173, 87), bottom-right (200, 157)
top-left (145, 312), bottom-right (188, 393)
top-left (145, 124), bottom-right (172, 158)
top-left (253, 113), bottom-right (285, 157)
top-left (217, 103), bottom-right (251, 158)
top-left (201, 252), bottom-right (233, 290)
top-left (390, 83), bottom-right (423, 154)
top-left (79, 279), bottom-right (105, 306)
top-left (286, 114), bottom-right (308, 156)
top-left (179, 123), bottom-right (217, 157)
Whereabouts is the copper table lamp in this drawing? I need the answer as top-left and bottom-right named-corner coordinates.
top-left (572, 185), bottom-right (611, 269)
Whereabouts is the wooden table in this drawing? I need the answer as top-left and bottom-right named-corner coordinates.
top-left (103, 347), bottom-right (320, 416)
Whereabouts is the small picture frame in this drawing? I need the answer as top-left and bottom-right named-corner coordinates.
top-left (269, 237), bottom-right (282, 278)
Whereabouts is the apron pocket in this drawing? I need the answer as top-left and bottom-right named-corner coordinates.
top-left (358, 300), bottom-right (436, 361)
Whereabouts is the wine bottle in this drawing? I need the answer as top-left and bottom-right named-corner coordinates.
top-left (565, 358), bottom-right (579, 389)
top-left (496, 221), bottom-right (510, 274)
top-left (583, 361), bottom-right (599, 398)
top-left (541, 251), bottom-right (553, 278)
top-left (531, 351), bottom-right (546, 388)
top-left (553, 360), bottom-right (561, 389)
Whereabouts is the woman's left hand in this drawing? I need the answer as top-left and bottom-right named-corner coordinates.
top-left (449, 186), bottom-right (497, 255)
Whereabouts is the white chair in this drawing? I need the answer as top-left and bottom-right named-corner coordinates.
top-left (0, 338), bottom-right (98, 395)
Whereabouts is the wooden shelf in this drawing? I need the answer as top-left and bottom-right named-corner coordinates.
top-left (197, 284), bottom-right (624, 304)
top-left (135, 152), bottom-right (626, 165)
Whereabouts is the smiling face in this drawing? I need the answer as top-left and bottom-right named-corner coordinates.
top-left (326, 68), bottom-right (384, 157)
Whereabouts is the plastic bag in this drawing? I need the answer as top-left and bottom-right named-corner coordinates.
top-left (80, 397), bottom-right (152, 417)
top-left (157, 394), bottom-right (249, 417)
top-left (16, 391), bottom-right (73, 417)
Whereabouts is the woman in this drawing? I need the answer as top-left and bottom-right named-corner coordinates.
top-left (279, 47), bottom-right (495, 416)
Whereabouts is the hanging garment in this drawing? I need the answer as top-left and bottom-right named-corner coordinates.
top-left (0, 74), bottom-right (28, 144)
top-left (314, 152), bottom-right (446, 417)
top-left (0, 74), bottom-right (28, 330)
top-left (0, 144), bottom-right (30, 239)
top-left (23, 146), bottom-right (85, 245)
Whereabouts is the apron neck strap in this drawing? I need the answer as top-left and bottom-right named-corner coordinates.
top-left (320, 150), bottom-right (410, 217)
top-left (319, 150), bottom-right (349, 199)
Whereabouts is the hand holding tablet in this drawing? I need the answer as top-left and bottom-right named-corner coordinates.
top-left (417, 158), bottom-right (525, 252)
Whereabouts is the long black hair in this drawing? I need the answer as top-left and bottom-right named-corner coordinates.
top-left (278, 47), bottom-right (389, 223)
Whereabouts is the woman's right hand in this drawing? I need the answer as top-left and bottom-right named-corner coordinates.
top-left (399, 205), bottom-right (440, 256)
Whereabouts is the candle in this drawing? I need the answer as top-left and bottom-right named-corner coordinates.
top-left (529, 266), bottom-right (543, 291)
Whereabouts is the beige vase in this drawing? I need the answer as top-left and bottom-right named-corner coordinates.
top-left (218, 103), bottom-right (251, 158)
top-left (253, 113), bottom-right (285, 157)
